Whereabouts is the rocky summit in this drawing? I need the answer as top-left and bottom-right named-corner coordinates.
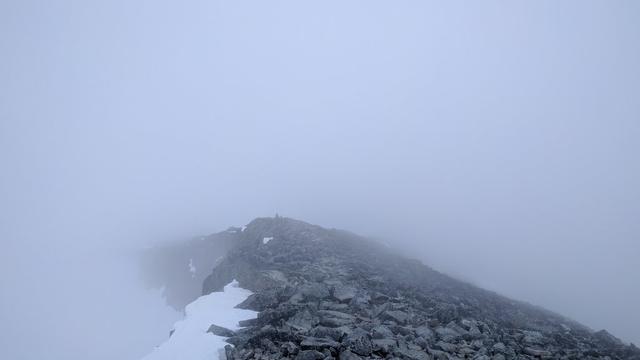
top-left (145, 217), bottom-right (640, 360)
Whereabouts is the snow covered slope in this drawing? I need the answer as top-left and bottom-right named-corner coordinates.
top-left (142, 280), bottom-right (257, 360)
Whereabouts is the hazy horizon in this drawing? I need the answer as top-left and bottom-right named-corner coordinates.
top-left (1, 1), bottom-right (639, 359)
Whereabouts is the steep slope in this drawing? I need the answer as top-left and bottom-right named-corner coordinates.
top-left (150, 217), bottom-right (640, 360)
top-left (142, 281), bottom-right (257, 360)
top-left (141, 228), bottom-right (241, 309)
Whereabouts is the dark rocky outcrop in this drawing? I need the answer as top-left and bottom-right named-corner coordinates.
top-left (154, 216), bottom-right (640, 359)
top-left (209, 324), bottom-right (237, 337)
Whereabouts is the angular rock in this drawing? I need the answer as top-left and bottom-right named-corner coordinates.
top-left (491, 342), bottom-right (506, 353)
top-left (429, 348), bottom-right (449, 360)
top-left (371, 338), bottom-right (397, 353)
top-left (371, 325), bottom-right (394, 339)
top-left (395, 348), bottom-right (431, 360)
top-left (318, 310), bottom-right (355, 327)
top-left (434, 341), bottom-right (456, 352)
top-left (382, 310), bottom-right (409, 324)
top-left (299, 283), bottom-right (331, 301)
top-left (287, 309), bottom-right (319, 331)
top-left (238, 318), bottom-right (258, 327)
top-left (434, 326), bottom-right (459, 342)
top-left (415, 325), bottom-right (434, 342)
top-left (342, 328), bottom-right (373, 356)
top-left (332, 284), bottom-right (357, 303)
top-left (301, 337), bottom-right (341, 351)
top-left (308, 326), bottom-right (345, 341)
top-left (338, 350), bottom-right (363, 360)
top-left (349, 292), bottom-right (371, 307)
top-left (236, 289), bottom-right (282, 311)
top-left (320, 301), bottom-right (350, 311)
top-left (207, 324), bottom-right (235, 337)
top-left (281, 341), bottom-right (300, 357)
top-left (224, 344), bottom-right (234, 360)
top-left (295, 350), bottom-right (325, 360)
top-left (524, 347), bottom-right (551, 357)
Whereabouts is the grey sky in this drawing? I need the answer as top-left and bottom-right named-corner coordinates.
top-left (1, 1), bottom-right (639, 359)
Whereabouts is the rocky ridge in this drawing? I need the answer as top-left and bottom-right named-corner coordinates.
top-left (156, 217), bottom-right (640, 360)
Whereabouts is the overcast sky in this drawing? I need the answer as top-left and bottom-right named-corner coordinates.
top-left (1, 1), bottom-right (639, 359)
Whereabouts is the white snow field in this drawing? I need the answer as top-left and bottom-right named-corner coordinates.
top-left (142, 280), bottom-right (257, 360)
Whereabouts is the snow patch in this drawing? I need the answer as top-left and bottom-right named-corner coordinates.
top-left (262, 237), bottom-right (273, 244)
top-left (141, 280), bottom-right (257, 360)
top-left (241, 226), bottom-right (247, 232)
top-left (188, 259), bottom-right (196, 278)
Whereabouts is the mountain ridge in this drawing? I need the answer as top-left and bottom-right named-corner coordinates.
top-left (144, 216), bottom-right (640, 360)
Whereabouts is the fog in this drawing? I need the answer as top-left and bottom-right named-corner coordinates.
top-left (1, 1), bottom-right (639, 359)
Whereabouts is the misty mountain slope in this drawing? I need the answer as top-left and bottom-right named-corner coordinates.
top-left (151, 217), bottom-right (640, 360)
top-left (141, 229), bottom-right (241, 309)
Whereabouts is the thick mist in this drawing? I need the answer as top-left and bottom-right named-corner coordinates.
top-left (1, 1), bottom-right (639, 359)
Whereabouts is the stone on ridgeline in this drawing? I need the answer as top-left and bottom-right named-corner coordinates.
top-left (371, 325), bottom-right (394, 339)
top-left (371, 338), bottom-right (397, 354)
top-left (332, 284), bottom-right (357, 303)
top-left (338, 350), bottom-right (363, 360)
top-left (414, 325), bottom-right (434, 342)
top-left (308, 326), bottom-right (345, 341)
top-left (342, 328), bottom-right (373, 356)
top-left (382, 310), bottom-right (409, 324)
top-left (300, 337), bottom-right (340, 351)
top-left (295, 350), bottom-right (325, 360)
top-left (434, 326), bottom-right (460, 342)
top-left (524, 346), bottom-right (551, 357)
top-left (394, 348), bottom-right (431, 360)
top-left (207, 324), bottom-right (236, 337)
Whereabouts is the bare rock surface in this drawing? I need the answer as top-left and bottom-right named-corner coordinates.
top-left (154, 217), bottom-right (640, 359)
